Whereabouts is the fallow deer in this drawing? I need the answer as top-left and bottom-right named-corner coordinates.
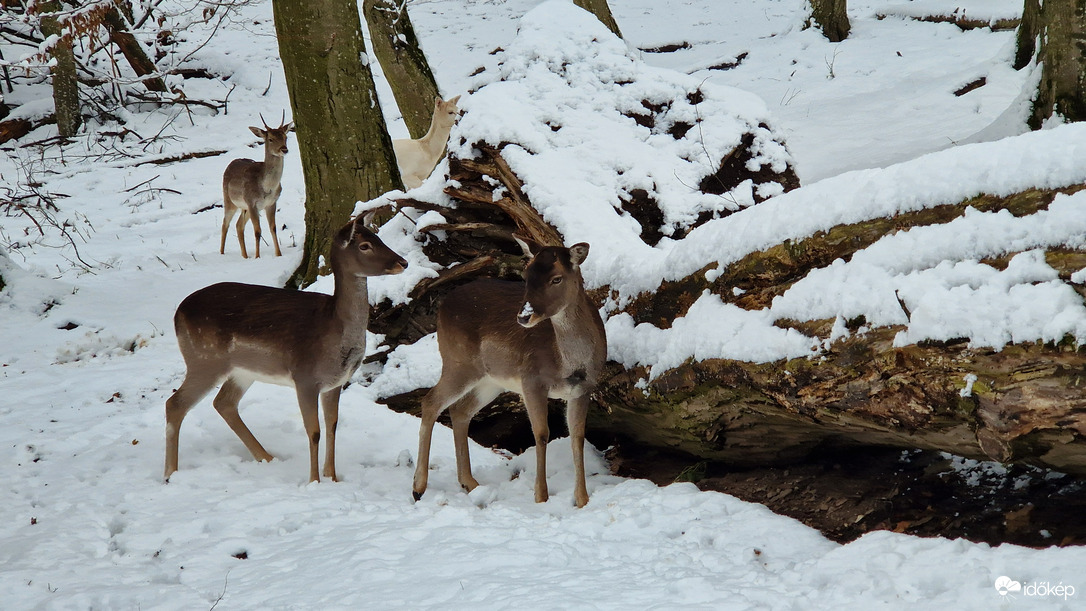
top-left (392, 95), bottom-right (461, 189)
top-left (221, 113), bottom-right (293, 258)
top-left (412, 236), bottom-right (607, 508)
top-left (165, 215), bottom-right (407, 482)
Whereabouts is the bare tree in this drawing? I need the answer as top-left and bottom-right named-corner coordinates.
top-left (808, 0), bottom-right (850, 43)
top-left (272, 0), bottom-right (401, 288)
top-left (1019, 0), bottom-right (1086, 128)
top-left (363, 0), bottom-right (440, 139)
top-left (37, 0), bottom-right (82, 137)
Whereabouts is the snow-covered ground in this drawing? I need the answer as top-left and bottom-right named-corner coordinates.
top-left (2, 0), bottom-right (1085, 608)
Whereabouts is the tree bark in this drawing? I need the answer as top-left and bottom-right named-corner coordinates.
top-left (272, 0), bottom-right (401, 288)
top-left (362, 0), bottom-right (440, 140)
top-left (38, 1), bottom-right (81, 137)
top-left (102, 6), bottom-right (167, 92)
top-left (573, 0), bottom-right (622, 39)
top-left (1029, 0), bottom-right (1086, 128)
top-left (1014, 0), bottom-right (1041, 70)
top-left (808, 0), bottom-right (850, 43)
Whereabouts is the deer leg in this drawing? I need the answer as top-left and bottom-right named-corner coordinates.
top-left (164, 369), bottom-right (220, 480)
top-left (449, 387), bottom-right (500, 493)
top-left (247, 205), bottom-right (264, 259)
top-left (265, 200), bottom-right (282, 257)
top-left (212, 376), bottom-right (273, 463)
top-left (235, 209), bottom-right (250, 259)
top-left (567, 395), bottom-right (590, 508)
top-left (412, 375), bottom-right (474, 501)
top-left (221, 193), bottom-right (237, 255)
top-left (296, 385), bottom-right (322, 483)
top-left (522, 386), bottom-right (551, 504)
top-left (320, 386), bottom-right (341, 482)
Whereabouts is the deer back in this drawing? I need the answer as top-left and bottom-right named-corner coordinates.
top-left (174, 216), bottom-right (406, 390)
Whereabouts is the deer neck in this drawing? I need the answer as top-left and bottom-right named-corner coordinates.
top-left (418, 117), bottom-right (453, 158)
top-left (548, 290), bottom-right (601, 374)
top-left (261, 147), bottom-right (285, 192)
top-left (331, 268), bottom-right (371, 340)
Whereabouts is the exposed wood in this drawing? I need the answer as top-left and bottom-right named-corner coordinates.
top-left (133, 149), bottom-right (227, 166)
top-left (0, 115), bottom-right (57, 145)
top-left (102, 7), bottom-right (167, 92)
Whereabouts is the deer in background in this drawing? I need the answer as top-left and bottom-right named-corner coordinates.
top-left (412, 236), bottom-right (607, 508)
top-left (221, 114), bottom-right (293, 258)
top-left (165, 215), bottom-right (407, 483)
top-left (393, 95), bottom-right (461, 189)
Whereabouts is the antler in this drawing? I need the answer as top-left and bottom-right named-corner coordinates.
top-left (259, 112), bottom-right (270, 131)
top-left (280, 109), bottom-right (287, 129)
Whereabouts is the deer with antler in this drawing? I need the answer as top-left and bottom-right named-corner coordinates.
top-left (221, 113), bottom-right (293, 258)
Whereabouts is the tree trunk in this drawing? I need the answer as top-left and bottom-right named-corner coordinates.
top-left (102, 6), bottom-right (167, 93)
top-left (1014, 0), bottom-right (1041, 70)
top-left (808, 0), bottom-right (850, 43)
top-left (573, 0), bottom-right (622, 39)
top-left (1029, 0), bottom-right (1086, 128)
top-left (362, 0), bottom-right (440, 140)
top-left (272, 0), bottom-right (401, 288)
top-left (38, 1), bottom-right (81, 137)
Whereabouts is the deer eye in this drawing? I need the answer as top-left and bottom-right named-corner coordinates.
top-left (358, 242), bottom-right (373, 252)
top-left (550, 276), bottom-right (563, 285)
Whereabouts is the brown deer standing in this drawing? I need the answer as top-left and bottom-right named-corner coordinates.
top-left (412, 236), bottom-right (606, 507)
top-left (221, 114), bottom-right (293, 258)
top-left (165, 215), bottom-right (407, 482)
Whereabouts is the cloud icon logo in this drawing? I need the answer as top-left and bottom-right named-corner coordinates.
top-left (996, 576), bottom-right (1022, 596)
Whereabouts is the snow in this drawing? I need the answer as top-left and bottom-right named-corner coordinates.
top-left (2, 0), bottom-right (1086, 608)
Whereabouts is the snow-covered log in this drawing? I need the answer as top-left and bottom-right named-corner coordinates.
top-left (368, 2), bottom-right (1086, 476)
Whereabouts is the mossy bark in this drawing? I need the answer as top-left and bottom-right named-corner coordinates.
top-left (808, 0), bottom-right (850, 43)
top-left (272, 0), bottom-right (401, 288)
top-left (573, 0), bottom-right (622, 39)
top-left (362, 0), bottom-right (440, 140)
top-left (593, 328), bottom-right (1086, 475)
top-left (1029, 0), bottom-right (1086, 128)
top-left (38, 1), bottom-right (81, 137)
top-left (1014, 0), bottom-right (1042, 70)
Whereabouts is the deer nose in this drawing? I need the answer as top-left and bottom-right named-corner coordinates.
top-left (517, 301), bottom-right (535, 326)
top-left (388, 256), bottom-right (408, 274)
top-left (280, 146), bottom-right (288, 154)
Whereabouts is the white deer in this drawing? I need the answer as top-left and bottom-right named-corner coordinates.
top-left (393, 95), bottom-right (461, 189)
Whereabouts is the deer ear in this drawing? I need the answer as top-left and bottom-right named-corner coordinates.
top-left (249, 126), bottom-right (266, 139)
top-left (569, 243), bottom-right (590, 267)
top-left (362, 210), bottom-right (377, 228)
top-left (448, 95), bottom-right (461, 106)
top-left (285, 121), bottom-right (295, 132)
top-left (513, 234), bottom-right (541, 257)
